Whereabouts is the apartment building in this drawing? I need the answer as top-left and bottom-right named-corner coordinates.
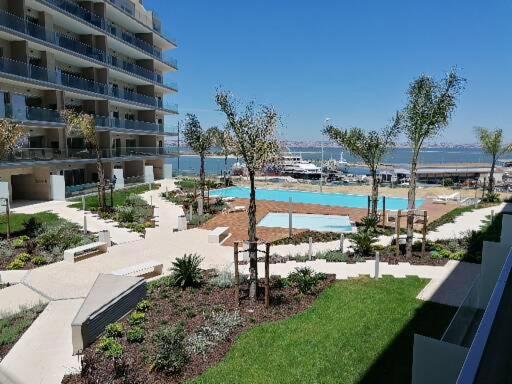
top-left (0, 0), bottom-right (177, 201)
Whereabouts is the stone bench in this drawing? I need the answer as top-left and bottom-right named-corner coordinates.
top-left (208, 227), bottom-right (230, 244)
top-left (112, 261), bottom-right (163, 279)
top-left (64, 242), bottom-right (108, 263)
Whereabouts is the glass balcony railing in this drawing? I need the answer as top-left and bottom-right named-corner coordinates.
top-left (0, 9), bottom-right (176, 86)
top-left (0, 56), bottom-right (167, 109)
top-left (5, 146), bottom-right (177, 162)
top-left (37, 0), bottom-right (177, 60)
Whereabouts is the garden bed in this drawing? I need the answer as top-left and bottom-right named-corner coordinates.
top-left (0, 213), bottom-right (95, 270)
top-left (0, 304), bottom-right (47, 360)
top-left (63, 265), bottom-right (334, 384)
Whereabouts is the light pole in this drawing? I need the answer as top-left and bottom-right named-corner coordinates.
top-left (177, 120), bottom-right (181, 175)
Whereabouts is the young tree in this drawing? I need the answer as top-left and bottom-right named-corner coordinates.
top-left (61, 110), bottom-right (107, 210)
top-left (182, 114), bottom-right (216, 203)
top-left (0, 119), bottom-right (26, 160)
top-left (211, 125), bottom-right (236, 186)
top-left (324, 121), bottom-right (399, 217)
top-left (216, 90), bottom-right (280, 300)
top-left (475, 127), bottom-right (512, 197)
top-left (395, 69), bottom-right (465, 256)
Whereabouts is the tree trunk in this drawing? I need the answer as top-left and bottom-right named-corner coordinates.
top-left (370, 168), bottom-right (379, 217)
top-left (248, 171), bottom-right (258, 301)
top-left (488, 156), bottom-right (496, 195)
top-left (95, 148), bottom-right (106, 210)
top-left (406, 158), bottom-right (418, 257)
top-left (200, 155), bottom-right (205, 203)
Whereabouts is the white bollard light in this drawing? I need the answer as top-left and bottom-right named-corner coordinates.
top-left (308, 237), bottom-right (313, 260)
top-left (374, 251), bottom-right (380, 279)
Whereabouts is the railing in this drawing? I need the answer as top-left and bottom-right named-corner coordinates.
top-left (442, 275), bottom-right (483, 347)
top-left (0, 9), bottom-right (176, 85)
top-left (160, 124), bottom-right (178, 135)
top-left (163, 101), bottom-right (179, 114)
top-left (0, 56), bottom-right (165, 109)
top-left (6, 146), bottom-right (177, 162)
top-left (38, 0), bottom-right (177, 59)
top-left (26, 107), bottom-right (62, 123)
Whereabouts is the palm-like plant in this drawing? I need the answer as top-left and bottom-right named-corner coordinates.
top-left (61, 110), bottom-right (107, 210)
top-left (475, 127), bottom-right (512, 197)
top-left (216, 90), bottom-right (281, 301)
top-left (324, 122), bottom-right (399, 218)
top-left (170, 254), bottom-right (203, 288)
top-left (182, 114), bottom-right (216, 203)
top-left (211, 126), bottom-right (236, 186)
top-left (395, 69), bottom-right (465, 257)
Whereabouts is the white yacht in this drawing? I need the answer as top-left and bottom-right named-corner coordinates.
top-left (278, 153), bottom-right (322, 180)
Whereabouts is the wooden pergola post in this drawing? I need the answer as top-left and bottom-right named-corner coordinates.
top-left (421, 210), bottom-right (428, 257)
top-left (234, 242), bottom-right (240, 306)
top-left (264, 243), bottom-right (270, 309)
top-left (396, 210), bottom-right (401, 258)
top-left (382, 196), bottom-right (387, 225)
top-left (367, 196), bottom-right (371, 217)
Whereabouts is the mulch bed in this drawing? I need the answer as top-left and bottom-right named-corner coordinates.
top-left (62, 271), bottom-right (335, 384)
top-left (372, 251), bottom-right (449, 266)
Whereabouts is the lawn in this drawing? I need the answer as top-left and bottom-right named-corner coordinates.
top-left (0, 304), bottom-right (46, 359)
top-left (69, 183), bottom-right (159, 211)
top-left (0, 212), bottom-right (61, 237)
top-left (192, 277), bottom-right (456, 384)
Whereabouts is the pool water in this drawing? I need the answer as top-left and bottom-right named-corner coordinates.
top-left (258, 213), bottom-right (354, 233)
top-left (212, 187), bottom-right (422, 210)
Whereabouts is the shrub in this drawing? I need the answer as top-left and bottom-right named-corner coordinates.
top-left (23, 217), bottom-right (43, 237)
top-left (136, 299), bottom-right (152, 313)
top-left (127, 327), bottom-right (145, 343)
top-left (16, 252), bottom-right (31, 262)
top-left (482, 192), bottom-right (501, 203)
top-left (12, 237), bottom-right (27, 249)
top-left (209, 269), bottom-right (235, 288)
top-left (31, 256), bottom-right (48, 266)
top-left (360, 215), bottom-right (379, 231)
top-left (351, 230), bottom-right (378, 256)
top-left (317, 250), bottom-right (348, 262)
top-left (104, 323), bottom-right (124, 338)
top-left (170, 254), bottom-right (203, 288)
top-left (286, 267), bottom-right (326, 294)
top-left (151, 325), bottom-right (188, 374)
top-left (186, 311), bottom-right (243, 356)
top-left (97, 337), bottom-right (124, 359)
top-left (116, 206), bottom-right (137, 224)
top-left (128, 311), bottom-right (146, 326)
top-left (37, 224), bottom-right (88, 252)
top-left (449, 251), bottom-right (465, 261)
top-left (7, 259), bottom-right (25, 270)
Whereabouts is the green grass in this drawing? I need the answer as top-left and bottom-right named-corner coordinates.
top-left (0, 304), bottom-right (46, 354)
top-left (69, 183), bottom-right (159, 210)
top-left (191, 277), bottom-right (455, 384)
top-left (0, 212), bottom-right (60, 237)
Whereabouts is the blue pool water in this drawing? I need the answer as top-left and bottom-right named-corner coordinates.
top-left (258, 213), bottom-right (354, 233)
top-left (212, 187), bottom-right (423, 210)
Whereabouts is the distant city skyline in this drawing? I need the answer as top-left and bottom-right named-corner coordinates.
top-left (148, 0), bottom-right (512, 143)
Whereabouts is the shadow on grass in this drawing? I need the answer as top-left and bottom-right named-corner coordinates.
top-left (358, 300), bottom-right (456, 384)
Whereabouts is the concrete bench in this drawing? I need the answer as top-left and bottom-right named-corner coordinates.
top-left (112, 261), bottom-right (163, 279)
top-left (64, 242), bottom-right (108, 263)
top-left (208, 227), bottom-right (230, 244)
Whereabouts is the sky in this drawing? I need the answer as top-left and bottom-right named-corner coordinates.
top-left (146, 0), bottom-right (512, 143)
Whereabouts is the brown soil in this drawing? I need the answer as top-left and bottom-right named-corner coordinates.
top-left (62, 272), bottom-right (335, 384)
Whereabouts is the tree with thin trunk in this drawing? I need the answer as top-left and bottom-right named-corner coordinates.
top-left (211, 125), bottom-right (236, 186)
top-left (62, 110), bottom-right (107, 210)
top-left (0, 119), bottom-right (26, 161)
top-left (395, 69), bottom-right (465, 257)
top-left (216, 90), bottom-right (280, 301)
top-left (182, 114), bottom-right (216, 204)
top-left (475, 127), bottom-right (512, 198)
top-left (323, 120), bottom-right (399, 218)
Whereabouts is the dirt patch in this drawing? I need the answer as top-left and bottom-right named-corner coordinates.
top-left (62, 272), bottom-right (335, 384)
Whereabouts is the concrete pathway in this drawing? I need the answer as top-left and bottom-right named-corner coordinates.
top-left (0, 284), bottom-right (48, 318)
top-left (0, 299), bottom-right (84, 384)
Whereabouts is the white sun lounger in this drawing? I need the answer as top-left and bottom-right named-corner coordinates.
top-left (433, 192), bottom-right (460, 204)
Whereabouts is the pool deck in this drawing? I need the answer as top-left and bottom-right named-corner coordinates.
top-left (201, 198), bottom-right (454, 246)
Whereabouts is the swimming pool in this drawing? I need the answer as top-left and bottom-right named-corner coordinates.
top-left (258, 213), bottom-right (354, 233)
top-left (212, 187), bottom-right (422, 210)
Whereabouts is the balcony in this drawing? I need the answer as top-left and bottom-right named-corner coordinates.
top-left (0, 57), bottom-right (171, 110)
top-left (5, 146), bottom-right (176, 163)
top-left (0, 10), bottom-right (177, 87)
top-left (37, 0), bottom-right (178, 63)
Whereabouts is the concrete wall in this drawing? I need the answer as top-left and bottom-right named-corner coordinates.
top-left (144, 165), bottom-right (154, 183)
top-left (49, 175), bottom-right (65, 201)
top-left (0, 182), bottom-right (8, 214)
top-left (11, 167), bottom-right (51, 201)
top-left (112, 168), bottom-right (125, 189)
top-left (412, 334), bottom-right (468, 384)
